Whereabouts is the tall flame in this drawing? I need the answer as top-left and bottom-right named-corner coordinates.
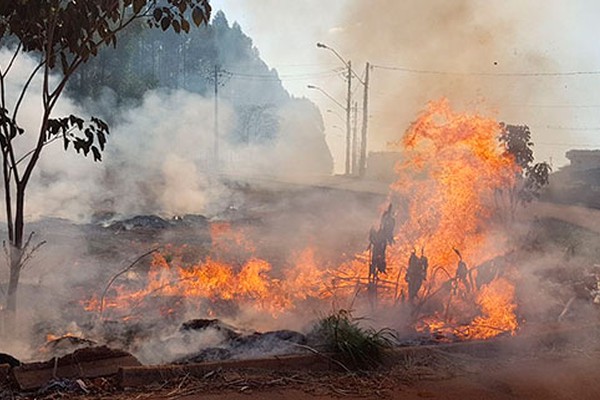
top-left (388, 98), bottom-right (519, 337)
top-left (390, 98), bottom-right (516, 265)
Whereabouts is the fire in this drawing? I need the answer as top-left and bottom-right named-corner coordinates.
top-left (389, 98), bottom-right (519, 338)
top-left (46, 333), bottom-right (77, 342)
top-left (469, 277), bottom-right (518, 339)
top-left (85, 245), bottom-right (331, 321)
top-left (81, 98), bottom-right (520, 341)
top-left (390, 98), bottom-right (516, 266)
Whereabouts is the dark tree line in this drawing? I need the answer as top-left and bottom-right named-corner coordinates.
top-left (68, 10), bottom-right (289, 144)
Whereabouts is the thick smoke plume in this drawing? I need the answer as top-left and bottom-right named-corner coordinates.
top-left (0, 48), bottom-right (333, 222)
top-left (331, 0), bottom-right (586, 165)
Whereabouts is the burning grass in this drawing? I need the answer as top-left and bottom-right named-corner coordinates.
top-left (75, 99), bottom-right (525, 345)
top-left (38, 97), bottom-right (555, 371)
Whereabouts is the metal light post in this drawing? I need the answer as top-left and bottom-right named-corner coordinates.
top-left (317, 43), bottom-right (370, 177)
top-left (316, 42), bottom-right (352, 175)
top-left (327, 109), bottom-right (345, 123)
top-left (307, 85), bottom-right (346, 111)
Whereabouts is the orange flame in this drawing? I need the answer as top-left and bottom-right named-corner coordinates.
top-left (389, 98), bottom-right (519, 337)
top-left (82, 98), bottom-right (520, 340)
top-left (86, 246), bottom-right (331, 320)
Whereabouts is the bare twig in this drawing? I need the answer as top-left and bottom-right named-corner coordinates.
top-left (558, 296), bottom-right (576, 322)
top-left (20, 231), bottom-right (46, 270)
top-left (290, 343), bottom-right (352, 374)
top-left (99, 247), bottom-right (161, 317)
top-left (110, 275), bottom-right (199, 320)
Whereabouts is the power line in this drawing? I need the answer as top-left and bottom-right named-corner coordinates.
top-left (372, 64), bottom-right (600, 77)
top-left (535, 125), bottom-right (600, 131)
top-left (226, 69), bottom-right (342, 78)
top-left (503, 104), bottom-right (600, 109)
top-left (536, 142), bottom-right (600, 148)
top-left (224, 68), bottom-right (344, 82)
top-left (268, 63), bottom-right (339, 68)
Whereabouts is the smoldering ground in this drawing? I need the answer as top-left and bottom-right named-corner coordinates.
top-left (0, 49), bottom-right (378, 362)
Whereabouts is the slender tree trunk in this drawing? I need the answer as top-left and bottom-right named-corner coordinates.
top-left (5, 185), bottom-right (25, 328)
top-left (6, 248), bottom-right (22, 313)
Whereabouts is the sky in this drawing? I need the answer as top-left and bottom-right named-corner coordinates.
top-left (211, 0), bottom-right (600, 172)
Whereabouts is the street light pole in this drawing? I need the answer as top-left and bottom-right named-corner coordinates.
top-left (352, 101), bottom-right (358, 175)
top-left (317, 42), bottom-right (368, 176)
top-left (359, 62), bottom-right (370, 177)
top-left (345, 60), bottom-right (352, 175)
top-left (307, 85), bottom-right (346, 110)
top-left (317, 42), bottom-right (355, 175)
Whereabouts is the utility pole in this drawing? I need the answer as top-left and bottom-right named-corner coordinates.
top-left (359, 62), bottom-right (370, 178)
top-left (352, 101), bottom-right (358, 175)
top-left (345, 60), bottom-right (352, 175)
top-left (316, 43), bottom-right (360, 176)
top-left (206, 64), bottom-right (230, 171)
top-left (213, 64), bottom-right (219, 170)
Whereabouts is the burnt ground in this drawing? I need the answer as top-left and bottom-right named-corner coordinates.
top-left (1, 182), bottom-right (388, 361)
top-left (3, 182), bottom-right (600, 398)
top-left (144, 352), bottom-right (600, 400)
top-left (5, 328), bottom-right (600, 400)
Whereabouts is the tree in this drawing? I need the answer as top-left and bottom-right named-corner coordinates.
top-left (498, 123), bottom-right (552, 219)
top-left (236, 104), bottom-right (279, 144)
top-left (0, 0), bottom-right (211, 326)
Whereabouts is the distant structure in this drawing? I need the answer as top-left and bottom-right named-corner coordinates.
top-left (565, 150), bottom-right (600, 171)
top-left (545, 149), bottom-right (600, 208)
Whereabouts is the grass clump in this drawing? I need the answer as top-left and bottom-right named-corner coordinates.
top-left (312, 309), bottom-right (394, 370)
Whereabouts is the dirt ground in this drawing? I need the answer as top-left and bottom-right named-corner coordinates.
top-left (139, 349), bottom-right (600, 400)
top-left (528, 201), bottom-right (600, 235)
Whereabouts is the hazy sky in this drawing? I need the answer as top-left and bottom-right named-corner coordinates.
top-left (212, 1), bottom-right (600, 172)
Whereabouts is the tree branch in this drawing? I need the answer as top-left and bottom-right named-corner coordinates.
top-left (12, 133), bottom-right (66, 170)
top-left (1, 42), bottom-right (22, 80)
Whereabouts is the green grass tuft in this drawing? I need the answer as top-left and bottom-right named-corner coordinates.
top-left (312, 309), bottom-right (394, 370)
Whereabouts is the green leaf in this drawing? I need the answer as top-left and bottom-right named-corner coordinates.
top-left (153, 7), bottom-right (162, 22)
top-left (69, 115), bottom-right (84, 130)
top-left (161, 16), bottom-right (170, 31)
top-left (172, 19), bottom-right (180, 33)
top-left (97, 131), bottom-right (106, 151)
top-left (133, 0), bottom-right (145, 14)
top-left (91, 146), bottom-right (102, 162)
top-left (192, 6), bottom-right (204, 26)
top-left (181, 18), bottom-right (190, 33)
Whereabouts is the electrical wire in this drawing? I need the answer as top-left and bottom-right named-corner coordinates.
top-left (533, 125), bottom-right (600, 131)
top-left (536, 142), bottom-right (600, 148)
top-left (503, 104), bottom-right (600, 109)
top-left (372, 64), bottom-right (600, 77)
top-left (223, 68), bottom-right (345, 82)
